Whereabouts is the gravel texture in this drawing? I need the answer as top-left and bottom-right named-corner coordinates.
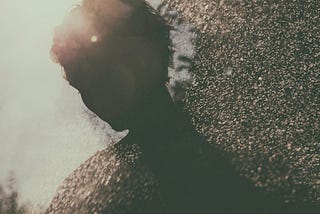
top-left (46, 1), bottom-right (319, 212)
top-left (163, 0), bottom-right (319, 204)
top-left (46, 143), bottom-right (163, 214)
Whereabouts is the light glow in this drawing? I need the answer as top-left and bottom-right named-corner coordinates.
top-left (91, 35), bottom-right (98, 42)
top-left (0, 0), bottom-right (109, 207)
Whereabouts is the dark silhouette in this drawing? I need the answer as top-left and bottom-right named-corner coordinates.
top-left (47, 0), bottom-right (316, 213)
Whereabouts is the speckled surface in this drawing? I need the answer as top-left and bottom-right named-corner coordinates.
top-left (163, 0), bottom-right (319, 204)
top-left (46, 143), bottom-right (163, 214)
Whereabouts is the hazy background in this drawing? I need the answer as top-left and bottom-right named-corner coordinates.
top-left (0, 0), bottom-right (195, 208)
top-left (0, 0), bottom-right (122, 207)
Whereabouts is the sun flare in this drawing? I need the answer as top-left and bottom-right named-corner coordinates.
top-left (91, 35), bottom-right (98, 42)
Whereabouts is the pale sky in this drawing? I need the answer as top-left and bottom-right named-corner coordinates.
top-left (0, 0), bottom-right (193, 208)
top-left (0, 0), bottom-right (115, 207)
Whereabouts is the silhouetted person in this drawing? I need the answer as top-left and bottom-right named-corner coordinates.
top-left (47, 0), bottom-right (309, 213)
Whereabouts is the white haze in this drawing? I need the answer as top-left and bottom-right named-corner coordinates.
top-left (0, 0), bottom-right (196, 208)
top-left (0, 0), bottom-right (118, 207)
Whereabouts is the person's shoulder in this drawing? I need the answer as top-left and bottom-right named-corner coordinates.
top-left (46, 142), bottom-right (165, 214)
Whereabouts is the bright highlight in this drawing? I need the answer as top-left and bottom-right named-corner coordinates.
top-left (91, 35), bottom-right (98, 42)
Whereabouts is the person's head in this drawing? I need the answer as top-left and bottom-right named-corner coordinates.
top-left (51, 0), bottom-right (171, 130)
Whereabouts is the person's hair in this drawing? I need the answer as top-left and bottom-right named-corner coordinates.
top-left (51, 0), bottom-right (172, 89)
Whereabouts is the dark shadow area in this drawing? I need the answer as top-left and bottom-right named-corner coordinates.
top-left (46, 0), bottom-right (318, 213)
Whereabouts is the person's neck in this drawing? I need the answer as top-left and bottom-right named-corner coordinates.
top-left (123, 86), bottom-right (184, 143)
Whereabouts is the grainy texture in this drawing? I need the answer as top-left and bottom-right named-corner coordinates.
top-left (163, 0), bottom-right (319, 204)
top-left (46, 143), bottom-right (164, 214)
